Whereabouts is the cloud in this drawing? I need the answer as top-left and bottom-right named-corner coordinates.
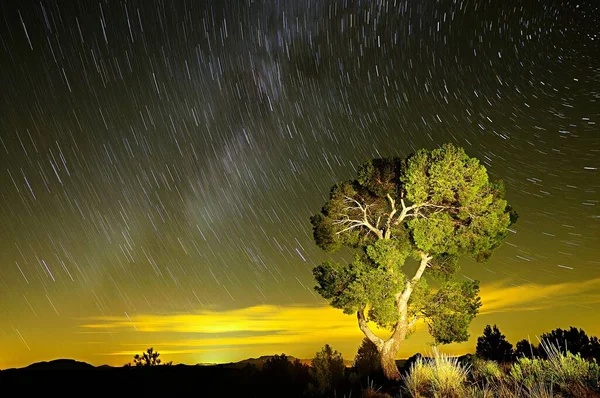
top-left (81, 304), bottom-right (365, 356)
top-left (478, 277), bottom-right (600, 315)
top-left (80, 278), bottom-right (600, 357)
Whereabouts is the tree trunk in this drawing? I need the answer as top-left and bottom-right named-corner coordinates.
top-left (379, 339), bottom-right (401, 381)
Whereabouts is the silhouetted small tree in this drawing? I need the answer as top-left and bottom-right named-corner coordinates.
top-left (354, 337), bottom-right (381, 377)
top-left (539, 327), bottom-right (596, 359)
top-left (589, 336), bottom-right (600, 362)
top-left (309, 344), bottom-right (346, 396)
top-left (133, 347), bottom-right (162, 367)
top-left (514, 338), bottom-right (539, 359)
top-left (262, 354), bottom-right (309, 397)
top-left (476, 325), bottom-right (514, 362)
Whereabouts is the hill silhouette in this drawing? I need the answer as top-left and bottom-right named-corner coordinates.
top-left (1, 354), bottom-right (357, 372)
top-left (23, 358), bottom-right (95, 370)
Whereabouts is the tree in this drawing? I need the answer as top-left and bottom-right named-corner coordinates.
top-left (514, 338), bottom-right (539, 359)
top-left (539, 327), bottom-right (595, 359)
top-left (132, 347), bottom-right (162, 367)
top-left (476, 325), bottom-right (514, 362)
top-left (309, 344), bottom-right (346, 395)
top-left (262, 354), bottom-right (310, 397)
top-left (354, 337), bottom-right (382, 377)
top-left (310, 143), bottom-right (517, 380)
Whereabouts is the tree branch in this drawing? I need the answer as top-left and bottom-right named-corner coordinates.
top-left (384, 194), bottom-right (397, 239)
top-left (395, 252), bottom-right (432, 311)
top-left (394, 198), bottom-right (420, 225)
top-left (334, 196), bottom-right (384, 239)
top-left (357, 308), bottom-right (384, 348)
top-left (387, 252), bottom-right (431, 341)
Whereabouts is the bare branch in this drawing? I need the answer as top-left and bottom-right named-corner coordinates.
top-left (384, 194), bottom-right (397, 239)
top-left (394, 198), bottom-right (420, 225)
top-left (332, 196), bottom-right (384, 239)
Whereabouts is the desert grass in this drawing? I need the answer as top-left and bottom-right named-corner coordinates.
top-left (401, 342), bottom-right (600, 398)
top-left (402, 347), bottom-right (470, 398)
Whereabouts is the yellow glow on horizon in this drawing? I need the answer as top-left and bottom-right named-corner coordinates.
top-left (1, 278), bottom-right (599, 369)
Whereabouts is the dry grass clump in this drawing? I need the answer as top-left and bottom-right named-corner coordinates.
top-left (401, 342), bottom-right (600, 398)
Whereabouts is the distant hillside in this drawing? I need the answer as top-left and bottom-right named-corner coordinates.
top-left (220, 355), bottom-right (355, 369)
top-left (3, 354), bottom-right (375, 371)
top-left (24, 359), bottom-right (95, 370)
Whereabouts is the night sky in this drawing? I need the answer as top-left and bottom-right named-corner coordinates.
top-left (0, 0), bottom-right (598, 369)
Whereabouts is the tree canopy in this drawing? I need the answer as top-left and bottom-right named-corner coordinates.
top-left (310, 144), bottom-right (517, 380)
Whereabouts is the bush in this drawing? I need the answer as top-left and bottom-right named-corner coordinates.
top-left (403, 355), bottom-right (434, 397)
top-left (509, 357), bottom-right (548, 389)
top-left (541, 339), bottom-right (600, 394)
top-left (472, 357), bottom-right (503, 384)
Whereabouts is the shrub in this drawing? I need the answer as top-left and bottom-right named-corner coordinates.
top-left (430, 348), bottom-right (471, 397)
top-left (541, 339), bottom-right (600, 394)
top-left (509, 357), bottom-right (548, 389)
top-left (403, 355), bottom-right (434, 397)
top-left (402, 347), bottom-right (470, 398)
top-left (472, 357), bottom-right (503, 383)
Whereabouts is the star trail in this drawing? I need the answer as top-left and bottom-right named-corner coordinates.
top-left (0, 0), bottom-right (598, 368)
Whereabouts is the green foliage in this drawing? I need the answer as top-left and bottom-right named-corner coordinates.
top-left (311, 143), bottom-right (515, 345)
top-left (511, 358), bottom-right (547, 391)
top-left (314, 256), bottom-right (405, 328)
top-left (422, 281), bottom-right (482, 344)
top-left (309, 344), bottom-right (346, 396)
top-left (366, 239), bottom-right (411, 273)
top-left (539, 339), bottom-right (600, 393)
top-left (132, 347), bottom-right (162, 367)
top-left (401, 144), bottom-right (514, 260)
top-left (476, 325), bottom-right (514, 362)
top-left (471, 357), bottom-right (504, 383)
top-left (354, 337), bottom-right (382, 377)
top-left (427, 254), bottom-right (460, 282)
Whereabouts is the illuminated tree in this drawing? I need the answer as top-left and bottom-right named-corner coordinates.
top-left (311, 143), bottom-right (517, 380)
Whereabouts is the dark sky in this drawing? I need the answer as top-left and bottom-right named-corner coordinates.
top-left (0, 0), bottom-right (598, 368)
